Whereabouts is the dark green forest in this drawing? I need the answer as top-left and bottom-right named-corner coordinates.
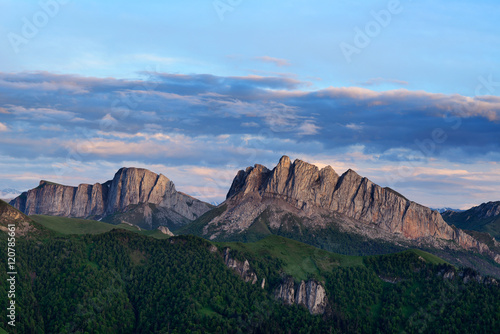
top-left (1, 226), bottom-right (499, 333)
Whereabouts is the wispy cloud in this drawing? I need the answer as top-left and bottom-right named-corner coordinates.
top-left (9, 106), bottom-right (78, 121)
top-left (356, 78), bottom-right (409, 87)
top-left (345, 123), bottom-right (363, 131)
top-left (297, 121), bottom-right (320, 135)
top-left (254, 56), bottom-right (291, 67)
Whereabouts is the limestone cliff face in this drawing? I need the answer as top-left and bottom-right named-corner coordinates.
top-left (223, 248), bottom-right (258, 284)
top-left (228, 156), bottom-right (454, 240)
top-left (10, 181), bottom-right (111, 217)
top-left (274, 277), bottom-right (328, 315)
top-left (221, 156), bottom-right (499, 262)
top-left (10, 168), bottom-right (212, 228)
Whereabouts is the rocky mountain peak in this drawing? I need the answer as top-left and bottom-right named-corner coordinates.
top-left (10, 167), bottom-right (212, 229)
top-left (227, 164), bottom-right (271, 200)
top-left (277, 155), bottom-right (292, 168)
top-left (107, 167), bottom-right (177, 214)
top-left (206, 156), bottom-right (500, 263)
top-left (475, 201), bottom-right (500, 218)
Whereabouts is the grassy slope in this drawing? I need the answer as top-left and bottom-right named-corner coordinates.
top-left (407, 249), bottom-right (449, 264)
top-left (220, 235), bottom-right (448, 281)
top-left (0, 199), bottom-right (17, 212)
top-left (220, 235), bottom-right (362, 280)
top-left (30, 215), bottom-right (170, 239)
top-left (26, 211), bottom-right (450, 280)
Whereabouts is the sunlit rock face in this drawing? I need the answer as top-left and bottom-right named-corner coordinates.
top-left (10, 168), bottom-right (212, 227)
top-left (207, 156), bottom-right (500, 263)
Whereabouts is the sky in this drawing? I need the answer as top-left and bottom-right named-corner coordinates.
top-left (0, 0), bottom-right (499, 209)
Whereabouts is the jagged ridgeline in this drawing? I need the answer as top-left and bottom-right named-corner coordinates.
top-left (180, 156), bottom-right (500, 275)
top-left (7, 156), bottom-right (500, 274)
top-left (1, 204), bottom-right (499, 333)
top-left (442, 201), bottom-right (500, 240)
top-left (9, 167), bottom-right (213, 230)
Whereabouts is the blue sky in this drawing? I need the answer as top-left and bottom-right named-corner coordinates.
top-left (0, 0), bottom-right (499, 209)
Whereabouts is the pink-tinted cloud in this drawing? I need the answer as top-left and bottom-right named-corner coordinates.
top-left (254, 56), bottom-right (291, 67)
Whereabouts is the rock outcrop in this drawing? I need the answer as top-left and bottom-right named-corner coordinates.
top-left (223, 248), bottom-right (258, 284)
top-left (274, 277), bottom-right (328, 315)
top-left (157, 226), bottom-right (174, 236)
top-left (207, 156), bottom-right (499, 263)
top-left (438, 267), bottom-right (498, 285)
top-left (10, 168), bottom-right (212, 229)
top-left (0, 200), bottom-right (39, 237)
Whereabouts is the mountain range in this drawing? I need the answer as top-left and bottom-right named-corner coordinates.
top-left (181, 156), bottom-right (500, 267)
top-left (2, 156), bottom-right (500, 332)
top-left (8, 156), bottom-right (500, 270)
top-left (431, 207), bottom-right (464, 214)
top-left (9, 167), bottom-right (213, 230)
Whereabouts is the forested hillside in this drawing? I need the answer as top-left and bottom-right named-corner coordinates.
top-left (1, 227), bottom-right (499, 333)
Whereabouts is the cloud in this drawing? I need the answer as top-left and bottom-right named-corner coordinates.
top-left (297, 121), bottom-right (320, 135)
top-left (39, 124), bottom-right (65, 132)
top-left (0, 122), bottom-right (8, 132)
top-left (254, 56), bottom-right (291, 67)
top-left (345, 123), bottom-right (363, 131)
top-left (0, 71), bottom-right (499, 183)
top-left (8, 106), bottom-right (78, 121)
top-left (241, 122), bottom-right (259, 127)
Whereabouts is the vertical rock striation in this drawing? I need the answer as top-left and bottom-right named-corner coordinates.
top-left (10, 168), bottom-right (212, 227)
top-left (274, 277), bottom-right (328, 315)
top-left (223, 156), bottom-right (499, 263)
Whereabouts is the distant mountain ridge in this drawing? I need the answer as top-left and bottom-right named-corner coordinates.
top-left (0, 188), bottom-right (22, 201)
top-left (432, 207), bottom-right (464, 214)
top-left (443, 201), bottom-right (500, 240)
top-left (10, 168), bottom-right (212, 230)
top-left (189, 156), bottom-right (500, 264)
